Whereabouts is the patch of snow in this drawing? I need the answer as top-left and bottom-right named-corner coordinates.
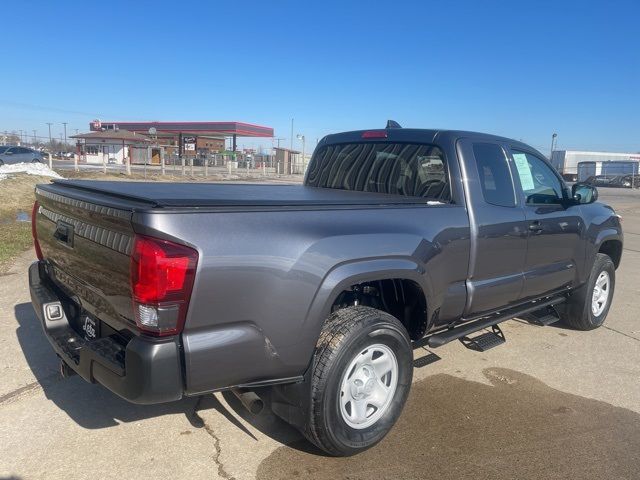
top-left (0, 162), bottom-right (63, 181)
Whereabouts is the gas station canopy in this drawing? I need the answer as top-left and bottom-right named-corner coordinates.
top-left (90, 120), bottom-right (273, 138)
top-left (90, 120), bottom-right (273, 152)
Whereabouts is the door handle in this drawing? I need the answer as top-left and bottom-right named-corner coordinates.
top-left (529, 221), bottom-right (543, 233)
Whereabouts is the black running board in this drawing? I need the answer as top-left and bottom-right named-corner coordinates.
top-left (522, 305), bottom-right (561, 326)
top-left (460, 324), bottom-right (505, 352)
top-left (426, 297), bottom-right (565, 348)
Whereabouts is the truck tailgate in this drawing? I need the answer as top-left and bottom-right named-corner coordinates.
top-left (34, 183), bottom-right (143, 334)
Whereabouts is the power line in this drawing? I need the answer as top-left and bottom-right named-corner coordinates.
top-left (0, 100), bottom-right (102, 117)
top-left (0, 132), bottom-right (68, 143)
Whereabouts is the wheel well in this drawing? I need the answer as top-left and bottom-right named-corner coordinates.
top-left (331, 279), bottom-right (428, 340)
top-left (599, 240), bottom-right (622, 269)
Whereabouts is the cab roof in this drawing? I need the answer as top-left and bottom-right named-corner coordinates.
top-left (319, 127), bottom-right (542, 157)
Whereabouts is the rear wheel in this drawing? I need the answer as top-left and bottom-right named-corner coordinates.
top-left (562, 253), bottom-right (615, 330)
top-left (304, 306), bottom-right (413, 456)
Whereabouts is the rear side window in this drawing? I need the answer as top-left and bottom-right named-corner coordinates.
top-left (473, 143), bottom-right (516, 207)
top-left (306, 143), bottom-right (451, 201)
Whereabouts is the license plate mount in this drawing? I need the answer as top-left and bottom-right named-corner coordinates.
top-left (82, 315), bottom-right (100, 341)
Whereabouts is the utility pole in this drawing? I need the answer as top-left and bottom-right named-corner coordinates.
top-left (290, 119), bottom-right (294, 151)
top-left (32, 130), bottom-right (37, 145)
top-left (19, 130), bottom-right (23, 145)
top-left (62, 122), bottom-right (68, 148)
top-left (550, 132), bottom-right (557, 161)
top-left (46, 123), bottom-right (53, 148)
top-left (297, 134), bottom-right (306, 174)
top-left (290, 119), bottom-right (295, 175)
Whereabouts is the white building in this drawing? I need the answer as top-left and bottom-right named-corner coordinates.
top-left (71, 129), bottom-right (152, 165)
top-left (551, 150), bottom-right (640, 181)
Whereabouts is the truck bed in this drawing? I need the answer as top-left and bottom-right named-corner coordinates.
top-left (47, 180), bottom-right (433, 208)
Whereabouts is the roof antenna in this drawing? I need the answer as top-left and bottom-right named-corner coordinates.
top-left (386, 120), bottom-right (402, 129)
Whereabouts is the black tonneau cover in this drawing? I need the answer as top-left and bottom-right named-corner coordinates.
top-left (49, 180), bottom-right (434, 208)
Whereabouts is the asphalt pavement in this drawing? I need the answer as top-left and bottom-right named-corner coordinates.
top-left (1, 188), bottom-right (639, 479)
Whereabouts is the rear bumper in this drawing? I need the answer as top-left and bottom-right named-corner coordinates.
top-left (29, 261), bottom-right (183, 404)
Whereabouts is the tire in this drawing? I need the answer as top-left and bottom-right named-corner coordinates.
top-left (304, 306), bottom-right (413, 456)
top-left (32, 158), bottom-right (40, 163)
top-left (562, 253), bottom-right (615, 330)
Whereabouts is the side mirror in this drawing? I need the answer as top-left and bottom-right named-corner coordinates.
top-left (572, 183), bottom-right (598, 204)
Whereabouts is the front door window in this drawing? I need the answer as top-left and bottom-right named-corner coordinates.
top-left (512, 150), bottom-right (563, 204)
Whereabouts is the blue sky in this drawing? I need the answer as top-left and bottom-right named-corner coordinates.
top-left (1, 0), bottom-right (638, 154)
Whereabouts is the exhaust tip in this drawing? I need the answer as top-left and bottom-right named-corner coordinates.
top-left (59, 359), bottom-right (77, 379)
top-left (231, 388), bottom-right (264, 415)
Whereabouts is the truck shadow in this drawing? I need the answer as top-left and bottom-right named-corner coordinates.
top-left (192, 392), bottom-right (304, 448)
top-left (256, 368), bottom-right (640, 480)
top-left (13, 302), bottom-right (200, 429)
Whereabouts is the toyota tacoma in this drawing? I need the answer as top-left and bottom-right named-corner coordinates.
top-left (29, 123), bottom-right (623, 456)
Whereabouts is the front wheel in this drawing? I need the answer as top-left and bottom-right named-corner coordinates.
top-left (562, 253), bottom-right (615, 330)
top-left (304, 306), bottom-right (413, 456)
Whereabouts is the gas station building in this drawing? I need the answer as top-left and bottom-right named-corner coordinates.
top-left (86, 120), bottom-right (274, 163)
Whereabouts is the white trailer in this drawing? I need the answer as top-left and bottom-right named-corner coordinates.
top-left (551, 150), bottom-right (640, 181)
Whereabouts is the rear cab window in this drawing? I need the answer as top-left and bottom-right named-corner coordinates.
top-left (306, 142), bottom-right (451, 202)
top-left (472, 143), bottom-right (517, 207)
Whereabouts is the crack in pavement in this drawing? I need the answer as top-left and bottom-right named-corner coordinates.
top-left (604, 325), bottom-right (640, 342)
top-left (0, 381), bottom-right (44, 406)
top-left (0, 373), bottom-right (60, 406)
top-left (189, 396), bottom-right (236, 480)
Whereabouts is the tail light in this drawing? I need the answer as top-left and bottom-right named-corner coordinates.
top-left (130, 235), bottom-right (198, 336)
top-left (31, 201), bottom-right (43, 260)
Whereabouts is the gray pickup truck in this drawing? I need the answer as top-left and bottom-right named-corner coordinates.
top-left (29, 125), bottom-right (623, 456)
